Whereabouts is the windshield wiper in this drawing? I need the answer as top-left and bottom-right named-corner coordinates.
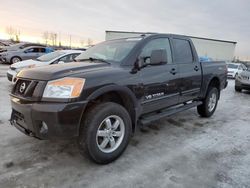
top-left (78, 57), bottom-right (110, 64)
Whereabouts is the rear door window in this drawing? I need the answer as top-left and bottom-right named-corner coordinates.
top-left (39, 48), bottom-right (46, 53)
top-left (173, 39), bottom-right (193, 63)
top-left (25, 48), bottom-right (36, 53)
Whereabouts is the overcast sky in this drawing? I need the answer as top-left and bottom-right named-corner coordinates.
top-left (0, 0), bottom-right (249, 59)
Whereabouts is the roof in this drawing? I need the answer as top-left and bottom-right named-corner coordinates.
top-left (106, 30), bottom-right (237, 44)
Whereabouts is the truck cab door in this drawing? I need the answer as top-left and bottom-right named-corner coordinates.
top-left (138, 38), bottom-right (180, 114)
top-left (172, 38), bottom-right (202, 103)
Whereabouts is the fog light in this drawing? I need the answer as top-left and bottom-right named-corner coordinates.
top-left (40, 121), bottom-right (48, 134)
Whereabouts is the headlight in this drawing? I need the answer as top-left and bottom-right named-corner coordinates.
top-left (43, 77), bottom-right (85, 99)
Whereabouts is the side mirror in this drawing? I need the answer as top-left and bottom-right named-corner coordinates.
top-left (150, 49), bottom-right (168, 65)
top-left (58, 61), bottom-right (65, 64)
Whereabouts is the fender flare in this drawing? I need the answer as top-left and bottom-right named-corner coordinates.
top-left (82, 84), bottom-right (141, 133)
top-left (86, 84), bottom-right (138, 105)
top-left (203, 76), bottom-right (221, 98)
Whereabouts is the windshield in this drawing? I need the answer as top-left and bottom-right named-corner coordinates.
top-left (37, 51), bottom-right (66, 62)
top-left (227, 64), bottom-right (238, 69)
top-left (75, 38), bottom-right (141, 63)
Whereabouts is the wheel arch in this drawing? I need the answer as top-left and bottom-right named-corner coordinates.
top-left (80, 85), bottom-right (140, 133)
top-left (206, 76), bottom-right (221, 99)
top-left (10, 56), bottom-right (22, 63)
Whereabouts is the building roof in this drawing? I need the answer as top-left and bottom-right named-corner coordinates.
top-left (105, 30), bottom-right (237, 44)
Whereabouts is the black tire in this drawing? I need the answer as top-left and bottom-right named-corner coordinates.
top-left (78, 102), bottom-right (132, 164)
top-left (10, 56), bottom-right (21, 64)
top-left (235, 86), bottom-right (242, 92)
top-left (197, 87), bottom-right (219, 117)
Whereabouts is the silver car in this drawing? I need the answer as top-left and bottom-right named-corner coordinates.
top-left (0, 46), bottom-right (53, 64)
top-left (235, 67), bottom-right (250, 92)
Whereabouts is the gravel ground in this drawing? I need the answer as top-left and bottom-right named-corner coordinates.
top-left (0, 63), bottom-right (250, 188)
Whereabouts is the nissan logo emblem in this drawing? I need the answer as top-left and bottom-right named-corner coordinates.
top-left (19, 82), bottom-right (26, 93)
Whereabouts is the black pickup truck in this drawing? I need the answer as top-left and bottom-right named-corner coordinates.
top-left (10, 34), bottom-right (227, 164)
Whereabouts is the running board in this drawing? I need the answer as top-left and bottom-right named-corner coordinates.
top-left (140, 101), bottom-right (202, 126)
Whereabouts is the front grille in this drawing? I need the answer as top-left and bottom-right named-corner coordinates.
top-left (10, 67), bottom-right (16, 71)
top-left (12, 79), bottom-right (38, 99)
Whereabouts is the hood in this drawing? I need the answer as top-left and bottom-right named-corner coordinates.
top-left (227, 68), bottom-right (237, 72)
top-left (11, 59), bottom-right (48, 69)
top-left (17, 62), bottom-right (110, 81)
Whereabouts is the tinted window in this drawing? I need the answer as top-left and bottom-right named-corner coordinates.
top-left (139, 38), bottom-right (172, 64)
top-left (26, 48), bottom-right (35, 53)
top-left (76, 38), bottom-right (140, 63)
top-left (37, 51), bottom-right (66, 62)
top-left (59, 54), bottom-right (80, 63)
top-left (39, 48), bottom-right (46, 53)
top-left (173, 39), bottom-right (193, 63)
top-left (33, 48), bottom-right (40, 53)
top-left (72, 53), bottom-right (80, 60)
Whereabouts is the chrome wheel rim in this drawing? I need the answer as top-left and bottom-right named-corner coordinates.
top-left (96, 115), bottom-right (125, 153)
top-left (208, 93), bottom-right (217, 112)
top-left (13, 57), bottom-right (20, 63)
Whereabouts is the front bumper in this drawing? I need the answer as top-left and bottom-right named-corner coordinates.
top-left (235, 78), bottom-right (250, 90)
top-left (227, 72), bottom-right (235, 78)
top-left (10, 97), bottom-right (88, 139)
top-left (0, 57), bottom-right (7, 63)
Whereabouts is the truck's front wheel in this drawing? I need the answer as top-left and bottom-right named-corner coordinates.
top-left (78, 102), bottom-right (132, 164)
top-left (197, 87), bottom-right (219, 117)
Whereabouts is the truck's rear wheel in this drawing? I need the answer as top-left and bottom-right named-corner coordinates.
top-left (78, 102), bottom-right (132, 164)
top-left (197, 87), bottom-right (219, 117)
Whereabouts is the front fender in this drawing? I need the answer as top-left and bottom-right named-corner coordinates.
top-left (86, 84), bottom-right (138, 106)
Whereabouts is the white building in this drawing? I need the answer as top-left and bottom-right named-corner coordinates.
top-left (105, 31), bottom-right (236, 61)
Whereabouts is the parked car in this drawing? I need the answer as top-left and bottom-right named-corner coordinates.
top-left (0, 42), bottom-right (46, 53)
top-left (0, 46), bottom-right (54, 64)
top-left (227, 62), bottom-right (247, 78)
top-left (235, 67), bottom-right (250, 92)
top-left (7, 50), bottom-right (82, 83)
top-left (199, 56), bottom-right (213, 62)
top-left (9, 34), bottom-right (227, 164)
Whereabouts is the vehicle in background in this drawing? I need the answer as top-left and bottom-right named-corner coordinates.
top-left (0, 46), bottom-right (54, 64)
top-left (227, 62), bottom-right (247, 78)
top-left (0, 41), bottom-right (12, 47)
top-left (0, 42), bottom-right (46, 53)
top-left (72, 48), bottom-right (87, 51)
top-left (7, 50), bottom-right (82, 83)
top-left (235, 67), bottom-right (250, 92)
top-left (10, 34), bottom-right (227, 164)
top-left (0, 40), bottom-right (16, 48)
top-left (199, 56), bottom-right (213, 62)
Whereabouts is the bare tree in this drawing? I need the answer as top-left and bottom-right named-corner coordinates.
top-left (42, 31), bottom-right (49, 45)
top-left (14, 30), bottom-right (20, 42)
top-left (69, 35), bottom-right (72, 48)
top-left (6, 26), bottom-right (15, 40)
top-left (49, 33), bottom-right (58, 46)
top-left (87, 38), bottom-right (93, 46)
top-left (80, 39), bottom-right (85, 47)
top-left (6, 26), bottom-right (20, 42)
